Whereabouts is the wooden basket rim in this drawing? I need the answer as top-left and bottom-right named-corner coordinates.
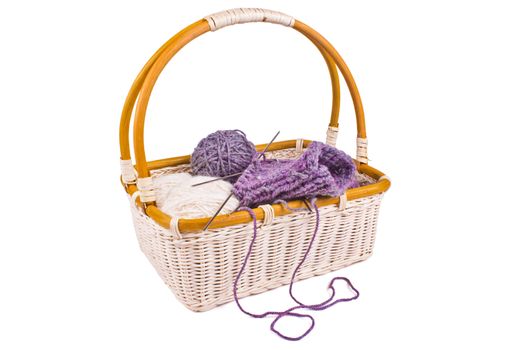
top-left (123, 139), bottom-right (390, 233)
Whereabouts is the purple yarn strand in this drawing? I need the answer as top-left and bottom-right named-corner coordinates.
top-left (287, 198), bottom-right (321, 306)
top-left (233, 200), bottom-right (360, 341)
top-left (272, 199), bottom-right (303, 212)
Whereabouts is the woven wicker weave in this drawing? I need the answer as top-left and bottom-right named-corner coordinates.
top-left (119, 8), bottom-right (391, 312)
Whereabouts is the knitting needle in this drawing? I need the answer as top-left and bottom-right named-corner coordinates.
top-left (191, 171), bottom-right (243, 187)
top-left (192, 131), bottom-right (280, 187)
top-left (201, 131), bottom-right (280, 231)
top-left (257, 130), bottom-right (280, 158)
top-left (303, 199), bottom-right (313, 213)
top-left (202, 193), bottom-right (233, 231)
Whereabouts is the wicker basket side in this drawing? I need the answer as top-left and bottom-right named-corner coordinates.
top-left (131, 191), bottom-right (383, 312)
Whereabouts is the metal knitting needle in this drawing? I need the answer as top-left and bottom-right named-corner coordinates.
top-left (303, 199), bottom-right (313, 213)
top-left (202, 193), bottom-right (234, 231)
top-left (192, 172), bottom-right (243, 187)
top-left (257, 130), bottom-right (280, 158)
top-left (192, 131), bottom-right (280, 187)
top-left (201, 131), bottom-right (280, 231)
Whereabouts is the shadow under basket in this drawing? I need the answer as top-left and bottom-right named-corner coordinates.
top-left (119, 8), bottom-right (391, 312)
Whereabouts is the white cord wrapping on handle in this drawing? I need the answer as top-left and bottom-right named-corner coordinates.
top-left (260, 204), bottom-right (275, 226)
top-left (356, 137), bottom-right (368, 163)
top-left (137, 177), bottom-right (156, 203)
top-left (338, 193), bottom-right (348, 211)
top-left (326, 126), bottom-right (338, 147)
top-left (205, 8), bottom-right (295, 31)
top-left (169, 217), bottom-right (182, 239)
top-left (295, 139), bottom-right (304, 153)
top-left (130, 191), bottom-right (141, 210)
top-left (120, 159), bottom-right (136, 184)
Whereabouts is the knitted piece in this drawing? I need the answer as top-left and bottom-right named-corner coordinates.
top-left (233, 141), bottom-right (358, 207)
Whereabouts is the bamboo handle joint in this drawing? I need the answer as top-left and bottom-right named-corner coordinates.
top-left (356, 138), bottom-right (368, 163)
top-left (326, 126), bottom-right (339, 147)
top-left (120, 159), bottom-right (137, 184)
top-left (137, 177), bottom-right (156, 203)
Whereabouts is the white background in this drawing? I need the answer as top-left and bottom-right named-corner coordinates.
top-left (1, 0), bottom-right (524, 349)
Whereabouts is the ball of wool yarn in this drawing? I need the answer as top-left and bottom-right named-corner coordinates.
top-left (153, 173), bottom-right (239, 219)
top-left (191, 130), bottom-right (256, 182)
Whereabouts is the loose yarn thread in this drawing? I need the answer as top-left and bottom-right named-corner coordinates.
top-left (191, 130), bottom-right (256, 182)
top-left (234, 199), bottom-right (360, 341)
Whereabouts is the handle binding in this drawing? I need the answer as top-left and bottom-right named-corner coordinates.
top-left (120, 159), bottom-right (136, 184)
top-left (326, 126), bottom-right (338, 147)
top-left (356, 138), bottom-right (368, 163)
top-left (205, 8), bottom-right (294, 31)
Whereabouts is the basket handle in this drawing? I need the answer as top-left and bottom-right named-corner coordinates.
top-left (131, 8), bottom-right (368, 203)
top-left (119, 10), bottom-right (342, 185)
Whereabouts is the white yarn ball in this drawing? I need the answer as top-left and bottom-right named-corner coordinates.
top-left (153, 172), bottom-right (239, 219)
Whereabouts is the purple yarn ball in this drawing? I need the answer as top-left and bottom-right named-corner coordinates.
top-left (191, 130), bottom-right (256, 182)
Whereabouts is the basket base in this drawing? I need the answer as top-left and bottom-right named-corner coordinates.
top-left (132, 192), bottom-right (382, 312)
top-left (172, 254), bottom-right (372, 312)
top-left (130, 146), bottom-right (384, 312)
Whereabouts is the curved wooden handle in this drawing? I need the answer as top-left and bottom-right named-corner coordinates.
top-left (128, 9), bottom-right (367, 201)
top-left (119, 16), bottom-right (341, 171)
top-left (133, 16), bottom-right (366, 179)
top-left (119, 9), bottom-right (379, 232)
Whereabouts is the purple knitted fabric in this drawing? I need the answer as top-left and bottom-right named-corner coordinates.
top-left (233, 141), bottom-right (358, 207)
top-left (191, 130), bottom-right (256, 183)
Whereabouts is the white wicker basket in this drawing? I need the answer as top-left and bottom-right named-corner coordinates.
top-left (119, 8), bottom-right (391, 312)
